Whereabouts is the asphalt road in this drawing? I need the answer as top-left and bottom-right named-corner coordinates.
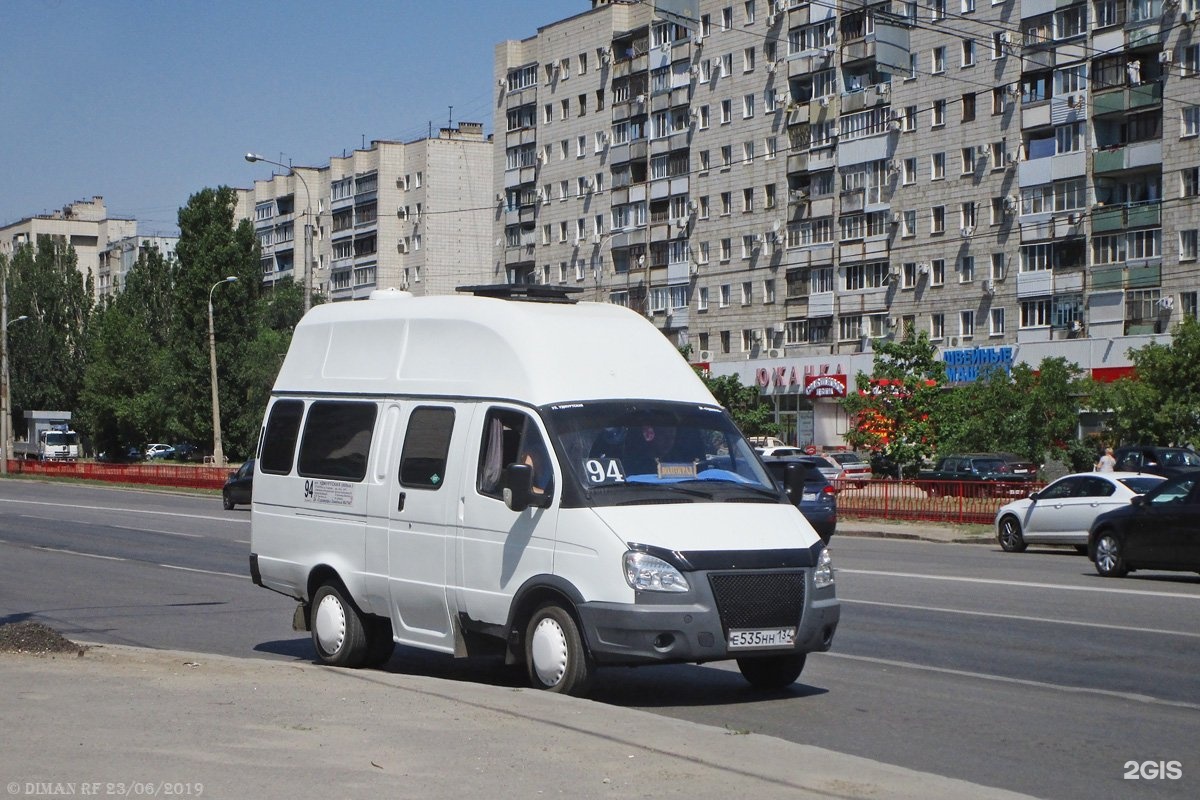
top-left (1, 479), bottom-right (1196, 800)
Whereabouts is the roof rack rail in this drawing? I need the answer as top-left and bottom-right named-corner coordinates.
top-left (455, 284), bottom-right (583, 303)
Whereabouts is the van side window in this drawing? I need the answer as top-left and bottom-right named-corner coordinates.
top-left (260, 399), bottom-right (305, 475)
top-left (399, 407), bottom-right (455, 489)
top-left (297, 401), bottom-right (378, 482)
top-left (478, 409), bottom-right (551, 499)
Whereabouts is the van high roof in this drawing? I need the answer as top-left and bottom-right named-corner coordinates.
top-left (272, 289), bottom-right (716, 407)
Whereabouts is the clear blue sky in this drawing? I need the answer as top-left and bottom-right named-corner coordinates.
top-left (1, 0), bottom-right (583, 234)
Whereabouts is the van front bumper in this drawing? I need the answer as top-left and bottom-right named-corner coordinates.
top-left (575, 574), bottom-right (839, 666)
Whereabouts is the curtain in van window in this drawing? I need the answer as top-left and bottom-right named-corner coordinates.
top-left (479, 416), bottom-right (504, 494)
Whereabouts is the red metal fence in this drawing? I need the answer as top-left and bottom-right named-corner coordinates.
top-left (3, 462), bottom-right (1039, 525)
top-left (832, 478), bottom-right (1043, 525)
top-left (5, 459), bottom-right (230, 490)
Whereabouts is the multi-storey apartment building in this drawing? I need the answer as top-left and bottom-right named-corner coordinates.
top-left (495, 0), bottom-right (1200, 447)
top-left (97, 234), bottom-right (179, 298)
top-left (1, 197), bottom-right (137, 299)
top-left (238, 123), bottom-right (494, 302)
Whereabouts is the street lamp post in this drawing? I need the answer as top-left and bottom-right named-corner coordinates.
top-left (1, 256), bottom-right (30, 476)
top-left (208, 276), bottom-right (238, 468)
top-left (245, 153), bottom-right (314, 312)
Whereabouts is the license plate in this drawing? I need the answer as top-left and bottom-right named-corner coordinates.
top-left (728, 627), bottom-right (796, 650)
top-left (801, 491), bottom-right (817, 501)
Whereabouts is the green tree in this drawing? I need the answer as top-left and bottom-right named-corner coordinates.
top-left (5, 237), bottom-right (94, 426)
top-left (939, 357), bottom-right (1091, 469)
top-left (1090, 315), bottom-right (1200, 446)
top-left (170, 187), bottom-right (262, 461)
top-left (79, 246), bottom-right (176, 455)
top-left (840, 329), bottom-right (946, 475)
top-left (703, 372), bottom-right (777, 435)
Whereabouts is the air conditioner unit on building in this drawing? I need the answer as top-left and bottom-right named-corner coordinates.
top-left (878, 82), bottom-right (891, 94)
top-left (917, 262), bottom-right (931, 275)
top-left (675, 216), bottom-right (690, 229)
top-left (890, 211), bottom-right (902, 223)
top-left (888, 119), bottom-right (902, 132)
top-left (694, 34), bottom-right (704, 47)
top-left (819, 96), bottom-right (830, 107)
top-left (789, 189), bottom-right (809, 203)
top-left (689, 64), bottom-right (701, 79)
top-left (1160, 50), bottom-right (1174, 63)
top-left (976, 145), bottom-right (989, 159)
top-left (961, 226), bottom-right (975, 238)
top-left (497, 77), bottom-right (507, 90)
top-left (1068, 212), bottom-right (1081, 224)
top-left (1000, 32), bottom-right (1012, 44)
top-left (1159, 295), bottom-right (1175, 310)
top-left (773, 321), bottom-right (786, 333)
top-left (635, 94), bottom-right (646, 105)
top-left (697, 349), bottom-right (713, 361)
top-left (983, 279), bottom-right (995, 294)
top-left (1006, 82), bottom-right (1021, 98)
top-left (1004, 195), bottom-right (1019, 213)
top-left (536, 151), bottom-right (547, 164)
top-left (766, 348), bottom-right (783, 358)
top-left (887, 316), bottom-right (899, 328)
top-left (398, 240), bottom-right (409, 253)
top-left (767, 61), bottom-right (777, 73)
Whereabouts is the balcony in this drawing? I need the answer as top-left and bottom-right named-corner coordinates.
top-left (1092, 81), bottom-right (1162, 115)
top-left (1093, 141), bottom-right (1162, 173)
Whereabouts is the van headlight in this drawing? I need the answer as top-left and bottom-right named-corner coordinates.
top-left (814, 547), bottom-right (834, 588)
top-left (624, 551), bottom-right (690, 592)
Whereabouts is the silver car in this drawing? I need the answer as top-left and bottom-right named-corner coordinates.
top-left (994, 471), bottom-right (1164, 553)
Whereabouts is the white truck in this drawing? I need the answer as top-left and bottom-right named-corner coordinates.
top-left (13, 411), bottom-right (80, 461)
top-left (250, 286), bottom-right (839, 696)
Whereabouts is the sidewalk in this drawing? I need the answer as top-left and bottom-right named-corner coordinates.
top-left (838, 516), bottom-right (995, 545)
top-left (0, 645), bottom-right (1038, 800)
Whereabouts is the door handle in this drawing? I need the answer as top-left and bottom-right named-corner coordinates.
top-left (397, 492), bottom-right (406, 512)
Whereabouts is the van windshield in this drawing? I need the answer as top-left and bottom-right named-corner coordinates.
top-left (543, 400), bottom-right (781, 507)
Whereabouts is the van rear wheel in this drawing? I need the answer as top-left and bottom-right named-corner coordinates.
top-left (311, 583), bottom-right (369, 667)
top-left (737, 653), bottom-right (807, 690)
top-left (525, 602), bottom-right (594, 696)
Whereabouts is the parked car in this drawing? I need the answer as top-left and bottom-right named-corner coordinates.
top-left (222, 459), bottom-right (255, 510)
top-left (761, 456), bottom-right (837, 543)
top-left (756, 446), bottom-right (806, 458)
top-left (97, 445), bottom-right (142, 463)
top-left (827, 451), bottom-right (872, 486)
top-left (145, 443), bottom-right (175, 460)
top-left (994, 471), bottom-right (1164, 553)
top-left (1087, 470), bottom-right (1200, 577)
top-left (170, 442), bottom-right (203, 462)
top-left (919, 453), bottom-right (1039, 497)
top-left (1112, 445), bottom-right (1200, 478)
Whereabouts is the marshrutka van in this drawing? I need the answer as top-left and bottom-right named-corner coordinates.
top-left (250, 286), bottom-right (839, 696)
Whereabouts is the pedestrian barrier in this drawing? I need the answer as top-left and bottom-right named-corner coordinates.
top-left (832, 478), bottom-right (1042, 525)
top-left (4, 459), bottom-right (229, 490)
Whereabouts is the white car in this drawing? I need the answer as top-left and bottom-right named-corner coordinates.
top-left (145, 443), bottom-right (175, 460)
top-left (756, 446), bottom-right (806, 459)
top-left (995, 471), bottom-right (1164, 553)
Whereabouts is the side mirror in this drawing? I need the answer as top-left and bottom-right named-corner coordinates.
top-left (502, 463), bottom-right (549, 511)
top-left (1130, 495), bottom-right (1146, 507)
top-left (783, 462), bottom-right (806, 502)
top-left (1028, 491), bottom-right (1040, 502)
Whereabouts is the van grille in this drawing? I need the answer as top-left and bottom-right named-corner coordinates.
top-left (708, 571), bottom-right (805, 630)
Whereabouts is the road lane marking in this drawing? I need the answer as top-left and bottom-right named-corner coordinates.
top-left (820, 651), bottom-right (1200, 711)
top-left (17, 514), bottom-right (204, 539)
top-left (839, 568), bottom-right (1200, 600)
top-left (841, 598), bottom-right (1200, 639)
top-left (12, 540), bottom-right (247, 580)
top-left (0, 497), bottom-right (246, 524)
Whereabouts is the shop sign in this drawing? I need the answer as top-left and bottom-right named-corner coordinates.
top-left (943, 346), bottom-right (1015, 383)
top-left (756, 363), bottom-right (847, 397)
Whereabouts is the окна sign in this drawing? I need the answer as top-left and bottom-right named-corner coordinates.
top-left (756, 364), bottom-right (847, 398)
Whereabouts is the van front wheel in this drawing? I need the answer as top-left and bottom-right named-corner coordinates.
top-left (525, 603), bottom-right (594, 696)
top-left (311, 583), bottom-right (369, 668)
top-left (737, 653), bottom-right (807, 690)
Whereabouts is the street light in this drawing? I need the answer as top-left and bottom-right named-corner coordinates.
top-left (208, 276), bottom-right (238, 468)
top-left (1, 252), bottom-right (30, 476)
top-left (244, 153), bottom-right (314, 312)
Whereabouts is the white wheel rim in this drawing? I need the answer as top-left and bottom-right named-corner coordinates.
top-left (530, 617), bottom-right (569, 687)
top-left (1096, 537), bottom-right (1118, 572)
top-left (314, 594), bottom-right (347, 655)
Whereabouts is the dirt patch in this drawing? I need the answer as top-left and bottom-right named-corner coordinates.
top-left (0, 621), bottom-right (87, 656)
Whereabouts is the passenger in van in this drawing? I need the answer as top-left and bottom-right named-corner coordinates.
top-left (519, 429), bottom-right (554, 496)
top-left (622, 424), bottom-right (680, 476)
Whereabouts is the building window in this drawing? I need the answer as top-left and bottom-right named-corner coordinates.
top-left (1182, 291), bottom-right (1199, 320)
top-left (1020, 298), bottom-right (1052, 328)
top-left (1183, 106), bottom-right (1200, 138)
top-left (960, 310), bottom-right (975, 338)
top-left (931, 259), bottom-right (946, 285)
top-left (931, 313), bottom-right (945, 340)
top-left (959, 255), bottom-right (975, 282)
top-left (990, 307), bottom-right (1006, 335)
top-left (932, 46), bottom-right (946, 74)
top-left (1182, 229), bottom-right (1199, 261)
top-left (931, 206), bottom-right (946, 234)
top-left (932, 99), bottom-right (946, 127)
top-left (1182, 167), bottom-right (1200, 198)
top-left (961, 39), bottom-right (975, 67)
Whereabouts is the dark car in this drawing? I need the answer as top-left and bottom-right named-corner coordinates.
top-left (919, 453), bottom-right (1038, 497)
top-left (222, 459), bottom-right (255, 510)
top-left (1113, 445), bottom-right (1200, 478)
top-left (170, 442), bottom-right (204, 463)
top-left (761, 456), bottom-right (837, 544)
top-left (1088, 470), bottom-right (1200, 577)
top-left (97, 445), bottom-right (143, 463)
